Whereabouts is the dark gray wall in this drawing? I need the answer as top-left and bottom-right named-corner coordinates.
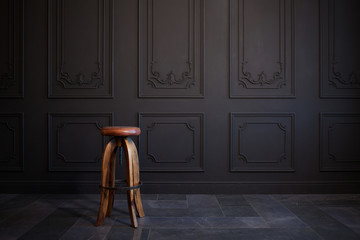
top-left (1, 0), bottom-right (359, 193)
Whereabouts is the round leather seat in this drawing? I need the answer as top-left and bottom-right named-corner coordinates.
top-left (101, 126), bottom-right (141, 137)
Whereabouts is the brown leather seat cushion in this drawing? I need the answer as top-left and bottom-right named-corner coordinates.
top-left (101, 126), bottom-right (141, 136)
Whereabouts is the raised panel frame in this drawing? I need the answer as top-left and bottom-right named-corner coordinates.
top-left (320, 113), bottom-right (360, 171)
top-left (320, 0), bottom-right (360, 98)
top-left (47, 0), bottom-right (114, 98)
top-left (138, 112), bottom-right (205, 171)
top-left (48, 112), bottom-right (114, 171)
top-left (0, 0), bottom-right (24, 98)
top-left (138, 0), bottom-right (205, 98)
top-left (230, 112), bottom-right (295, 172)
top-left (0, 113), bottom-right (24, 171)
top-left (229, 0), bottom-right (295, 98)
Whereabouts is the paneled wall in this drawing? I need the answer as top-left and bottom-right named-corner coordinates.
top-left (0, 0), bottom-right (359, 193)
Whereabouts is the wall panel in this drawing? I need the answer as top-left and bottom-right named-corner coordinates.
top-left (0, 0), bottom-right (23, 98)
top-left (230, 0), bottom-right (294, 98)
top-left (230, 113), bottom-right (295, 171)
top-left (320, 113), bottom-right (360, 171)
top-left (139, 0), bottom-right (204, 98)
top-left (0, 113), bottom-right (24, 171)
top-left (48, 113), bottom-right (113, 171)
top-left (139, 113), bottom-right (204, 171)
top-left (48, 0), bottom-right (113, 98)
top-left (320, 0), bottom-right (360, 98)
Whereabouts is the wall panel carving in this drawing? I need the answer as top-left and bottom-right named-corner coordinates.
top-left (320, 0), bottom-right (360, 98)
top-left (139, 113), bottom-right (204, 171)
top-left (48, 0), bottom-right (113, 98)
top-left (230, 113), bottom-right (295, 171)
top-left (139, 0), bottom-right (204, 98)
top-left (230, 0), bottom-right (294, 98)
top-left (0, 0), bottom-right (23, 98)
top-left (48, 112), bottom-right (113, 171)
top-left (0, 113), bottom-right (24, 171)
top-left (320, 113), bottom-right (360, 171)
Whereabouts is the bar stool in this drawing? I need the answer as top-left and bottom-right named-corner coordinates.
top-left (95, 126), bottom-right (145, 228)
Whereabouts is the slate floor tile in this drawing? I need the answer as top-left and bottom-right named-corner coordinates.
top-left (106, 226), bottom-right (150, 240)
top-left (143, 199), bottom-right (188, 209)
top-left (187, 195), bottom-right (221, 208)
top-left (158, 194), bottom-right (187, 200)
top-left (138, 216), bottom-right (268, 229)
top-left (0, 194), bottom-right (18, 204)
top-left (148, 228), bottom-right (322, 240)
top-left (320, 207), bottom-right (360, 236)
top-left (0, 194), bottom-right (43, 225)
top-left (221, 206), bottom-right (259, 217)
top-left (191, 217), bottom-right (269, 229)
top-left (138, 217), bottom-right (199, 229)
top-left (17, 208), bottom-right (87, 240)
top-left (40, 194), bottom-right (99, 200)
top-left (0, 207), bottom-right (57, 239)
top-left (28, 198), bottom-right (66, 209)
top-left (283, 202), bottom-right (360, 240)
top-left (144, 207), bottom-right (224, 217)
top-left (1, 194), bottom-right (360, 239)
top-left (59, 213), bottom-right (113, 240)
top-left (60, 199), bottom-right (100, 209)
top-left (0, 194), bottom-right (42, 210)
top-left (244, 195), bottom-right (307, 228)
top-left (216, 195), bottom-right (249, 206)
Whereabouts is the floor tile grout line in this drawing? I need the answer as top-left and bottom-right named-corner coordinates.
top-left (269, 194), bottom-right (310, 228)
top-left (243, 195), bottom-right (268, 225)
top-left (147, 227), bottom-right (151, 240)
top-left (279, 197), bottom-right (359, 239)
top-left (316, 204), bottom-right (360, 236)
top-left (215, 195), bottom-right (226, 217)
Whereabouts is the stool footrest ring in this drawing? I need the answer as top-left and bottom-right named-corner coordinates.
top-left (99, 179), bottom-right (143, 191)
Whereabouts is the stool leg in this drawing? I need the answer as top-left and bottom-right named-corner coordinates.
top-left (122, 137), bottom-right (145, 228)
top-left (128, 139), bottom-right (145, 218)
top-left (106, 139), bottom-right (118, 217)
top-left (96, 138), bottom-right (117, 226)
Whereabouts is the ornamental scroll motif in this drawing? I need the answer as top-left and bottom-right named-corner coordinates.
top-left (55, 0), bottom-right (105, 89)
top-left (239, 61), bottom-right (285, 88)
top-left (0, 63), bottom-right (14, 89)
top-left (330, 61), bottom-right (360, 89)
top-left (58, 62), bottom-right (103, 88)
top-left (148, 61), bottom-right (194, 89)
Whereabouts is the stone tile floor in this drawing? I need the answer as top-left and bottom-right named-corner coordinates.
top-left (1, 194), bottom-right (360, 239)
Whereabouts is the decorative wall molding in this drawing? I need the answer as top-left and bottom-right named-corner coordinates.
top-left (48, 112), bottom-right (113, 171)
top-left (139, 0), bottom-right (204, 98)
top-left (139, 112), bottom-right (204, 171)
top-left (56, 121), bottom-right (103, 163)
top-left (149, 60), bottom-right (194, 89)
top-left (0, 0), bottom-right (24, 98)
top-left (320, 113), bottom-right (360, 171)
top-left (230, 0), bottom-right (294, 98)
top-left (146, 122), bottom-right (195, 163)
top-left (240, 61), bottom-right (284, 88)
top-left (0, 113), bottom-right (24, 171)
top-left (320, 0), bottom-right (360, 98)
top-left (230, 113), bottom-right (295, 172)
top-left (48, 0), bottom-right (114, 98)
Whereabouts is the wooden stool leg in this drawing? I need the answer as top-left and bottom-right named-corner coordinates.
top-left (106, 139), bottom-right (118, 216)
top-left (126, 139), bottom-right (145, 218)
top-left (122, 137), bottom-right (144, 228)
top-left (96, 138), bottom-right (117, 226)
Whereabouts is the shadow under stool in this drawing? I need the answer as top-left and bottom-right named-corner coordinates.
top-left (95, 126), bottom-right (145, 228)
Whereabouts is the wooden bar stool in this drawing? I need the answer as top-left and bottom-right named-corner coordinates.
top-left (95, 126), bottom-right (145, 228)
